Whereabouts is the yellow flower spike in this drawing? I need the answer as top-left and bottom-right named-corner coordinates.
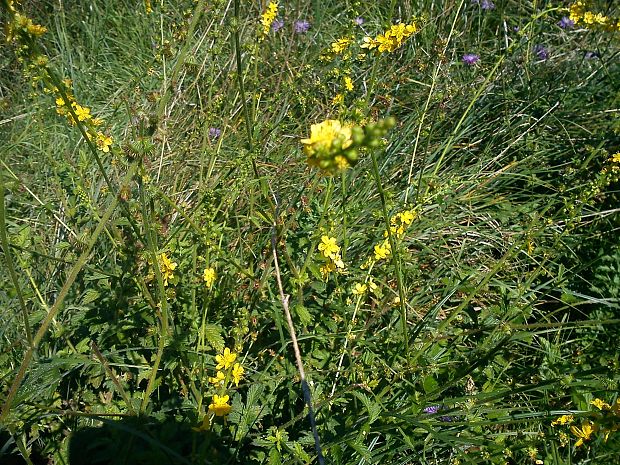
top-left (158, 253), bottom-right (177, 287)
top-left (570, 421), bottom-right (597, 447)
top-left (260, 1), bottom-right (278, 37)
top-left (215, 348), bottom-right (237, 370)
top-left (208, 394), bottom-right (232, 417)
top-left (343, 76), bottom-right (354, 92)
top-left (232, 363), bottom-right (244, 387)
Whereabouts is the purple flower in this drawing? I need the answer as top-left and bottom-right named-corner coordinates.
top-left (208, 127), bottom-right (221, 139)
top-left (462, 53), bottom-right (480, 65)
top-left (472, 0), bottom-right (495, 10)
top-left (354, 17), bottom-right (365, 26)
top-left (533, 44), bottom-right (549, 61)
top-left (294, 20), bottom-right (310, 33)
top-left (558, 16), bottom-right (575, 29)
top-left (584, 51), bottom-right (599, 59)
top-left (423, 405), bottom-right (440, 414)
top-left (272, 19), bottom-right (284, 32)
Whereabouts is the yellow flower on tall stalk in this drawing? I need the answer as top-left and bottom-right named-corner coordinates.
top-left (362, 22), bottom-right (418, 53)
top-left (208, 394), bottom-right (232, 417)
top-left (215, 348), bottom-right (237, 370)
top-left (96, 132), bottom-right (112, 153)
top-left (260, 1), bottom-right (278, 37)
top-left (318, 235), bottom-right (340, 261)
top-left (158, 253), bottom-right (177, 287)
top-left (373, 239), bottom-right (391, 260)
top-left (551, 414), bottom-right (574, 426)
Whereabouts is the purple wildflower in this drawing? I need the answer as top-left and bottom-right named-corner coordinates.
top-left (294, 20), bottom-right (310, 33)
top-left (272, 19), bottom-right (284, 32)
top-left (558, 16), bottom-right (575, 29)
top-left (423, 406), bottom-right (440, 414)
top-left (462, 53), bottom-right (480, 65)
top-left (472, 0), bottom-right (495, 10)
top-left (208, 127), bottom-right (221, 139)
top-left (533, 44), bottom-right (549, 61)
top-left (354, 17), bottom-right (365, 26)
top-left (584, 51), bottom-right (599, 59)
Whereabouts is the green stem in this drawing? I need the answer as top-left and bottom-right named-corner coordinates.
top-left (138, 179), bottom-right (170, 413)
top-left (369, 150), bottom-right (409, 356)
top-left (0, 168), bottom-right (33, 346)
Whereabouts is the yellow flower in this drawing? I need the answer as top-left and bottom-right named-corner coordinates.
top-left (318, 236), bottom-right (341, 261)
top-left (591, 398), bottom-right (611, 411)
top-left (158, 253), bottom-right (177, 287)
top-left (215, 348), bottom-right (237, 370)
top-left (232, 363), bottom-right (244, 386)
top-left (352, 283), bottom-right (367, 295)
top-left (343, 76), bottom-right (353, 92)
top-left (96, 132), bottom-right (113, 153)
top-left (610, 152), bottom-right (620, 164)
top-left (301, 120), bottom-right (352, 155)
top-left (331, 93), bottom-right (344, 105)
top-left (260, 1), bottom-right (278, 37)
top-left (362, 23), bottom-right (418, 54)
top-left (203, 267), bottom-right (216, 288)
top-left (551, 414), bottom-right (574, 426)
top-left (373, 240), bottom-right (391, 260)
top-left (208, 394), bottom-right (232, 417)
top-left (208, 370), bottom-right (225, 385)
top-left (570, 421), bottom-right (597, 447)
top-left (330, 37), bottom-right (353, 54)
top-left (72, 103), bottom-right (91, 122)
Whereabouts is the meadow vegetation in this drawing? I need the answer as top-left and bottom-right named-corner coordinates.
top-left (1, 0), bottom-right (619, 463)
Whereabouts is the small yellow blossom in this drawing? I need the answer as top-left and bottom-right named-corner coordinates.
top-left (331, 93), bottom-right (344, 105)
top-left (591, 398), bottom-right (611, 411)
top-left (71, 103), bottom-right (91, 123)
top-left (352, 282), bottom-right (367, 295)
top-left (301, 120), bottom-right (353, 155)
top-left (232, 363), bottom-right (244, 386)
top-left (318, 236), bottom-right (341, 261)
top-left (208, 394), bottom-right (232, 417)
top-left (610, 152), bottom-right (620, 164)
top-left (215, 348), bottom-right (237, 370)
top-left (551, 414), bottom-right (574, 426)
top-left (96, 132), bottom-right (113, 153)
top-left (203, 267), bottom-right (216, 288)
top-left (158, 253), bottom-right (177, 287)
top-left (571, 420), bottom-right (597, 447)
top-left (208, 370), bottom-right (225, 385)
top-left (343, 76), bottom-right (353, 92)
top-left (373, 240), bottom-right (391, 260)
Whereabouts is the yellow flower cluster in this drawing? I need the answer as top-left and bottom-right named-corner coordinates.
top-left (362, 23), bottom-right (418, 53)
top-left (386, 209), bottom-right (416, 238)
top-left (331, 37), bottom-right (354, 54)
top-left (569, 2), bottom-right (620, 32)
top-left (54, 88), bottom-right (113, 153)
top-left (158, 252), bottom-right (178, 287)
top-left (301, 119), bottom-right (356, 174)
top-left (551, 398), bottom-right (620, 447)
top-left (203, 266), bottom-right (216, 288)
top-left (317, 235), bottom-right (345, 279)
top-left (260, 1), bottom-right (279, 37)
top-left (5, 12), bottom-right (47, 42)
top-left (204, 347), bottom-right (245, 421)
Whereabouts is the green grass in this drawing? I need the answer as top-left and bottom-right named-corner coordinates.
top-left (1, 0), bottom-right (620, 463)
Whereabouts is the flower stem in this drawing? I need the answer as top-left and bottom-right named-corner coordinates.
top-left (369, 150), bottom-right (410, 356)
